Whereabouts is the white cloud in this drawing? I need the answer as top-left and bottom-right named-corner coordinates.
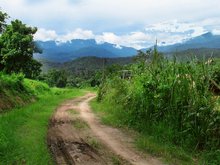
top-left (1, 0), bottom-right (220, 34)
top-left (144, 20), bottom-right (209, 46)
top-left (34, 28), bottom-right (95, 42)
top-left (96, 33), bottom-right (121, 44)
top-left (34, 18), bottom-right (220, 49)
top-left (58, 29), bottom-right (95, 42)
top-left (34, 28), bottom-right (58, 41)
top-left (145, 20), bottom-right (206, 35)
top-left (5, 0), bottom-right (214, 49)
top-left (212, 29), bottom-right (220, 35)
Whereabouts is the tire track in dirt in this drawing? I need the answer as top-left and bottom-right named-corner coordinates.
top-left (47, 94), bottom-right (108, 165)
top-left (47, 93), bottom-right (164, 165)
top-left (79, 94), bottom-right (163, 165)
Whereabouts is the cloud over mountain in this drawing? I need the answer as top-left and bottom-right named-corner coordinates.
top-left (1, 0), bottom-right (220, 35)
top-left (34, 19), bottom-right (220, 49)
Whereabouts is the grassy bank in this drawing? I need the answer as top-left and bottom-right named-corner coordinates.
top-left (0, 72), bottom-right (50, 112)
top-left (0, 75), bottom-right (85, 164)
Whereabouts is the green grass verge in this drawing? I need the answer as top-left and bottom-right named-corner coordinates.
top-left (90, 99), bottom-right (197, 165)
top-left (0, 88), bottom-right (85, 164)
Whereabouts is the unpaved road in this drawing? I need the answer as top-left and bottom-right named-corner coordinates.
top-left (47, 93), bottom-right (163, 165)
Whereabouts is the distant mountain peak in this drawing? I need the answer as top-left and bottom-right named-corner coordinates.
top-left (201, 32), bottom-right (213, 38)
top-left (156, 31), bottom-right (220, 52)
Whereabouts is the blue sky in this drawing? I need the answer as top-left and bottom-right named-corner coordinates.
top-left (1, 0), bottom-right (220, 49)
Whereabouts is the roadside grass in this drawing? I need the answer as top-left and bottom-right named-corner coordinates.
top-left (90, 99), bottom-right (196, 165)
top-left (0, 87), bottom-right (85, 164)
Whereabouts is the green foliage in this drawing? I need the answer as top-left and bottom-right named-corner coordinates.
top-left (98, 49), bottom-right (220, 164)
top-left (0, 72), bottom-right (50, 112)
top-left (0, 10), bottom-right (8, 33)
top-left (0, 10), bottom-right (42, 79)
top-left (40, 56), bottom-right (133, 88)
top-left (40, 69), bottom-right (67, 88)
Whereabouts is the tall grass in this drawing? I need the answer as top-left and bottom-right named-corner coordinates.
top-left (98, 51), bottom-right (220, 164)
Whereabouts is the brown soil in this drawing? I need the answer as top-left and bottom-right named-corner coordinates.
top-left (47, 93), bottom-right (164, 165)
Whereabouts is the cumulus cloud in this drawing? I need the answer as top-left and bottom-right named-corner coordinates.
top-left (58, 29), bottom-right (95, 42)
top-left (1, 0), bottom-right (220, 34)
top-left (35, 28), bottom-right (95, 42)
top-left (3, 0), bottom-right (217, 49)
top-left (212, 29), bottom-right (220, 35)
top-left (144, 20), bottom-right (210, 45)
top-left (34, 20), bottom-right (213, 48)
top-left (145, 20), bottom-right (206, 35)
top-left (34, 18), bottom-right (220, 49)
top-left (34, 28), bottom-right (58, 41)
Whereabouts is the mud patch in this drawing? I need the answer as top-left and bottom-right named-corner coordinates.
top-left (47, 94), bottom-right (125, 165)
top-left (48, 138), bottom-right (106, 165)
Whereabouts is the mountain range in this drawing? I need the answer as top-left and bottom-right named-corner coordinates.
top-left (157, 32), bottom-right (220, 52)
top-left (34, 39), bottom-right (137, 62)
top-left (34, 32), bottom-right (220, 63)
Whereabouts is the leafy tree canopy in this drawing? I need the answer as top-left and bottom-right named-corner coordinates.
top-left (0, 10), bottom-right (42, 79)
top-left (0, 9), bottom-right (8, 33)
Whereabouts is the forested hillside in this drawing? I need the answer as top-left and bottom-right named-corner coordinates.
top-left (38, 56), bottom-right (133, 88)
top-left (165, 48), bottom-right (220, 61)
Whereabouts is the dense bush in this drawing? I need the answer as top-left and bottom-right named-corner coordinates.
top-left (0, 72), bottom-right (25, 92)
top-left (98, 50), bottom-right (220, 163)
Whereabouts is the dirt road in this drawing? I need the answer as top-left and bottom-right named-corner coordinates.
top-left (47, 93), bottom-right (163, 165)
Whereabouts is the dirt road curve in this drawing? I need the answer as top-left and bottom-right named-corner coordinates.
top-left (47, 93), bottom-right (163, 165)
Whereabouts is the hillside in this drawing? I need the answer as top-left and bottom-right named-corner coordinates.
top-left (61, 56), bottom-right (133, 73)
top-left (0, 73), bottom-right (50, 112)
top-left (165, 48), bottom-right (220, 60)
top-left (39, 56), bottom-right (133, 74)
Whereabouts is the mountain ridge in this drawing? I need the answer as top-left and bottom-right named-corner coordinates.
top-left (157, 32), bottom-right (220, 52)
top-left (34, 39), bottom-right (137, 62)
top-left (34, 32), bottom-right (220, 63)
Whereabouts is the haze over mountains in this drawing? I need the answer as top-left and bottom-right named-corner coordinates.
top-left (34, 32), bottom-right (220, 63)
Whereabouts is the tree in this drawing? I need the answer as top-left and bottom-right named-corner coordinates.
top-left (0, 19), bottom-right (42, 78)
top-left (45, 69), bottom-right (67, 88)
top-left (0, 10), bottom-right (8, 33)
